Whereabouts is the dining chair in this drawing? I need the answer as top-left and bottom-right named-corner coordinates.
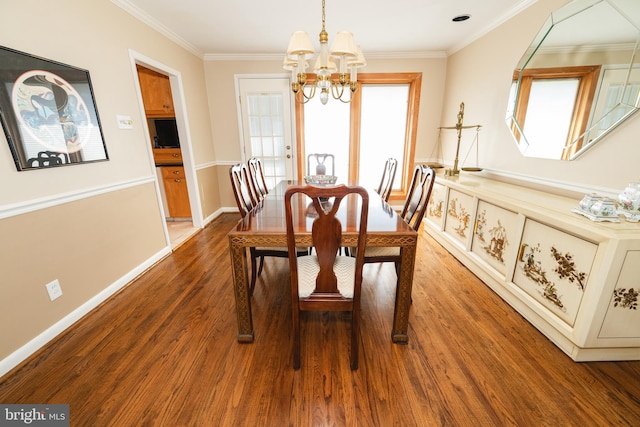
top-left (375, 158), bottom-right (398, 202)
top-left (229, 163), bottom-right (257, 218)
top-left (247, 157), bottom-right (269, 201)
top-left (362, 164), bottom-right (435, 271)
top-left (284, 184), bottom-right (369, 370)
top-left (229, 164), bottom-right (306, 296)
top-left (307, 153), bottom-right (335, 176)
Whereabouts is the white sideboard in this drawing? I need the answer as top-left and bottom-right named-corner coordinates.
top-left (423, 173), bottom-right (640, 361)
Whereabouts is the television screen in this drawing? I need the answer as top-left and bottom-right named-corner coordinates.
top-left (154, 119), bottom-right (180, 148)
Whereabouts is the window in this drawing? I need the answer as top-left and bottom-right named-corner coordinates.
top-left (511, 66), bottom-right (600, 159)
top-left (294, 73), bottom-right (422, 201)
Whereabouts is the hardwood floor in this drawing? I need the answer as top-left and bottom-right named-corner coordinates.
top-left (1, 213), bottom-right (639, 426)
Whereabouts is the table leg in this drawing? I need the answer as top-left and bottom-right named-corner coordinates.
top-left (392, 242), bottom-right (416, 343)
top-left (228, 236), bottom-right (254, 342)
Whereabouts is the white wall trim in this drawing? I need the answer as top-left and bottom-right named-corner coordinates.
top-left (414, 157), bottom-right (618, 199)
top-left (0, 176), bottom-right (155, 221)
top-left (480, 168), bottom-right (620, 199)
top-left (0, 246), bottom-right (171, 378)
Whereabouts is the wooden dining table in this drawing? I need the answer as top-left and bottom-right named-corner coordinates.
top-left (227, 180), bottom-right (418, 344)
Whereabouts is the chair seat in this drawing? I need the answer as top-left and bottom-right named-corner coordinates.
top-left (297, 255), bottom-right (356, 298)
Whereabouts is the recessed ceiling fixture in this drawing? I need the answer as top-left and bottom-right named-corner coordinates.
top-left (284, 0), bottom-right (366, 105)
top-left (452, 14), bottom-right (471, 22)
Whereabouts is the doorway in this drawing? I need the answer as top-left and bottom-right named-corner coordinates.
top-left (131, 53), bottom-right (202, 248)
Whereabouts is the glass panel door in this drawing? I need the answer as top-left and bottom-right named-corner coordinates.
top-left (238, 78), bottom-right (294, 188)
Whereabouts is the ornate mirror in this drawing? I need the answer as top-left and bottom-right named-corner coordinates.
top-left (506, 0), bottom-right (640, 160)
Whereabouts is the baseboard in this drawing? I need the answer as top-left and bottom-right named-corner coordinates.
top-left (0, 246), bottom-right (171, 378)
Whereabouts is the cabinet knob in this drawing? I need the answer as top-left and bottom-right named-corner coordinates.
top-left (174, 178), bottom-right (182, 183)
top-left (172, 153), bottom-right (179, 157)
top-left (173, 170), bottom-right (181, 175)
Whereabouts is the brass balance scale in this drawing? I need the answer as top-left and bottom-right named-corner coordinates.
top-left (427, 102), bottom-right (482, 176)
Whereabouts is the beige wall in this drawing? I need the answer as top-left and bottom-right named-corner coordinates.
top-left (0, 183), bottom-right (166, 358)
top-left (442, 0), bottom-right (640, 194)
top-left (0, 0), bottom-right (217, 369)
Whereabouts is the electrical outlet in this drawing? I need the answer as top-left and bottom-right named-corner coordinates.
top-left (45, 279), bottom-right (63, 301)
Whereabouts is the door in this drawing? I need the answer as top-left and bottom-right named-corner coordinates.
top-left (237, 77), bottom-right (295, 188)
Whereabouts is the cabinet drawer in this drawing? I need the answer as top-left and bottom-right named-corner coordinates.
top-left (161, 166), bottom-right (185, 179)
top-left (154, 148), bottom-right (182, 165)
top-left (513, 219), bottom-right (597, 326)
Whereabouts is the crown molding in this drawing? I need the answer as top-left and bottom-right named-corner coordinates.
top-left (111, 0), bottom-right (204, 58)
top-left (203, 50), bottom-right (447, 62)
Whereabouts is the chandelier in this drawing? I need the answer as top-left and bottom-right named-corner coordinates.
top-left (284, 0), bottom-right (366, 104)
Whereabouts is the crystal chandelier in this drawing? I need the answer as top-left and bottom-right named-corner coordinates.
top-left (283, 0), bottom-right (366, 104)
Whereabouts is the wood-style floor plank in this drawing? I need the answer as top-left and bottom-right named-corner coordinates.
top-left (1, 213), bottom-right (639, 426)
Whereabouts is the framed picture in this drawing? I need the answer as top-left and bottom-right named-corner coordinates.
top-left (0, 45), bottom-right (108, 171)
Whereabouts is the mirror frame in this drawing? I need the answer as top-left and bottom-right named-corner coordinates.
top-left (506, 0), bottom-right (640, 160)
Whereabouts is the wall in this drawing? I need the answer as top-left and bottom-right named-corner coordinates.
top-left (204, 56), bottom-right (448, 207)
top-left (0, 0), bottom-right (217, 375)
top-left (441, 0), bottom-right (640, 197)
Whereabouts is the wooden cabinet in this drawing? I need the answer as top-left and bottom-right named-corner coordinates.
top-left (137, 65), bottom-right (175, 118)
top-left (424, 173), bottom-right (640, 361)
top-left (161, 166), bottom-right (191, 218)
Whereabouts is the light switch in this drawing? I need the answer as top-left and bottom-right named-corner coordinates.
top-left (116, 115), bottom-right (133, 129)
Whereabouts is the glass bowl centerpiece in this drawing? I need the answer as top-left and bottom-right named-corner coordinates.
top-left (304, 175), bottom-right (338, 185)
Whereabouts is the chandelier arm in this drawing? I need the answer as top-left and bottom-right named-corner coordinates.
top-left (330, 81), bottom-right (345, 100)
top-left (300, 83), bottom-right (316, 103)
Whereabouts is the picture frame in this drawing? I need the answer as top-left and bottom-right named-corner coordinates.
top-left (0, 45), bottom-right (108, 171)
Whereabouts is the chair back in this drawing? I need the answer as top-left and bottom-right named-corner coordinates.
top-left (307, 153), bottom-right (335, 176)
top-left (284, 184), bottom-right (369, 369)
top-left (400, 165), bottom-right (435, 231)
top-left (247, 157), bottom-right (269, 201)
top-left (229, 163), bottom-right (256, 218)
top-left (375, 158), bottom-right (398, 202)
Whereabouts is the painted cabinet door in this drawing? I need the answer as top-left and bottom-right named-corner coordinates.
top-left (425, 182), bottom-right (447, 230)
top-left (513, 219), bottom-right (597, 326)
top-left (471, 201), bottom-right (520, 279)
top-left (599, 250), bottom-right (640, 339)
top-left (443, 189), bottom-right (475, 248)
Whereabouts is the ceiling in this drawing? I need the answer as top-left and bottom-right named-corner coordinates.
top-left (113, 0), bottom-right (537, 59)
